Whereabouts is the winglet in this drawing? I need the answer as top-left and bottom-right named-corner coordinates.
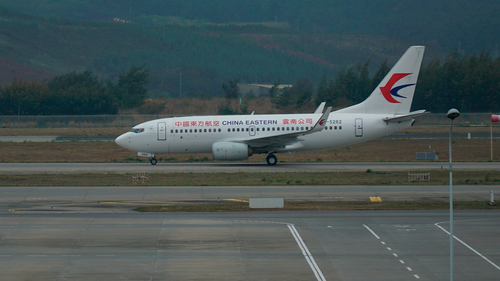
top-left (309, 106), bottom-right (332, 133)
top-left (314, 102), bottom-right (326, 114)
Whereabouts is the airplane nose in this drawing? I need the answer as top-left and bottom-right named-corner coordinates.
top-left (115, 133), bottom-right (129, 149)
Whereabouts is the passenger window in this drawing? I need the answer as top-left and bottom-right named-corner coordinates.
top-left (209, 128), bottom-right (212, 132)
top-left (272, 127), bottom-right (275, 131)
top-left (190, 129), bottom-right (193, 133)
top-left (180, 129), bottom-right (183, 133)
top-left (257, 128), bottom-right (259, 131)
top-left (218, 129), bottom-right (221, 132)
top-left (267, 128), bottom-right (270, 131)
top-left (291, 127), bottom-right (294, 131)
top-left (175, 129), bottom-right (178, 133)
top-left (339, 126), bottom-right (342, 130)
top-left (301, 127), bottom-right (304, 130)
top-left (237, 128), bottom-right (240, 132)
top-left (287, 127), bottom-right (290, 131)
top-left (204, 129), bottom-right (207, 133)
top-left (228, 128), bottom-right (230, 132)
top-left (194, 129), bottom-right (197, 133)
top-left (334, 126), bottom-right (337, 130)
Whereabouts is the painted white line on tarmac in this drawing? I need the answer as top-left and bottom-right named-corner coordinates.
top-left (287, 224), bottom-right (326, 281)
top-left (363, 224), bottom-right (380, 239)
top-left (364, 224), bottom-right (421, 279)
top-left (435, 222), bottom-right (500, 271)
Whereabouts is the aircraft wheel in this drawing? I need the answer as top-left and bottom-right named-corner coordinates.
top-left (266, 154), bottom-right (277, 165)
top-left (150, 158), bottom-right (157, 165)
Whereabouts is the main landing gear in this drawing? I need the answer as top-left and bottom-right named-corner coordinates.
top-left (150, 157), bottom-right (157, 165)
top-left (266, 153), bottom-right (277, 165)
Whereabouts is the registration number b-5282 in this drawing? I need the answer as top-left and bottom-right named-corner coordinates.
top-left (328, 120), bottom-right (342, 125)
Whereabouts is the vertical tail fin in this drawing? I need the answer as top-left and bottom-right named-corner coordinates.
top-left (336, 46), bottom-right (425, 114)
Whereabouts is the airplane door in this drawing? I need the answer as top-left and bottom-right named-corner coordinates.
top-left (157, 122), bottom-right (167, 141)
top-left (249, 125), bottom-right (256, 136)
top-left (355, 118), bottom-right (363, 137)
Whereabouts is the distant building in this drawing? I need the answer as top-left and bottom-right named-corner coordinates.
top-left (238, 83), bottom-right (292, 97)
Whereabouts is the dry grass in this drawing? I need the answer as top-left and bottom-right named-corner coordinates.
top-left (1, 171), bottom-right (499, 186)
top-left (0, 137), bottom-right (498, 163)
top-left (136, 201), bottom-right (500, 212)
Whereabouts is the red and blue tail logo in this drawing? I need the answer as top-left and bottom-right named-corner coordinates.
top-left (380, 73), bottom-right (415, 103)
top-left (319, 119), bottom-right (326, 126)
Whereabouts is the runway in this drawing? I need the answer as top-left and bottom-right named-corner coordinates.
top-left (1, 210), bottom-right (499, 280)
top-left (1, 161), bottom-right (499, 174)
top-left (1, 182), bottom-right (500, 280)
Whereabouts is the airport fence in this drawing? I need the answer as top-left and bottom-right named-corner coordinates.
top-left (0, 113), bottom-right (495, 128)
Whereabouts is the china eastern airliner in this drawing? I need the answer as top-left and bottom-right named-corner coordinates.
top-left (115, 46), bottom-right (426, 165)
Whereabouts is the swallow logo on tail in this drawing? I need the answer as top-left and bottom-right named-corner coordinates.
top-left (380, 73), bottom-right (415, 103)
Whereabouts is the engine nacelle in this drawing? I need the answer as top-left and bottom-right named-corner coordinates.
top-left (212, 141), bottom-right (253, 161)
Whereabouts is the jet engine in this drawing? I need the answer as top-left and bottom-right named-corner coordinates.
top-left (212, 141), bottom-right (253, 161)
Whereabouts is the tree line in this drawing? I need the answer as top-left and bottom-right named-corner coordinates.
top-left (275, 50), bottom-right (500, 113)
top-left (2, 50), bottom-right (499, 116)
top-left (0, 65), bottom-right (149, 115)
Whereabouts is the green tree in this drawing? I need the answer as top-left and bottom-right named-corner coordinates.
top-left (271, 78), bottom-right (313, 111)
top-left (371, 59), bottom-right (390, 89)
top-left (115, 64), bottom-right (150, 109)
top-left (222, 79), bottom-right (240, 99)
top-left (315, 74), bottom-right (328, 105)
top-left (47, 70), bottom-right (116, 115)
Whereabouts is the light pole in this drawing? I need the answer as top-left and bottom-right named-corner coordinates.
top-left (447, 108), bottom-right (460, 281)
top-left (492, 114), bottom-right (499, 160)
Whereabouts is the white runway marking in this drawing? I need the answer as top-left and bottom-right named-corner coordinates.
top-left (364, 224), bottom-right (421, 279)
top-left (287, 224), bottom-right (326, 281)
top-left (435, 222), bottom-right (500, 271)
top-left (363, 224), bottom-right (380, 239)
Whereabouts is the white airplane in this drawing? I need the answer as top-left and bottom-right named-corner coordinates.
top-left (115, 46), bottom-right (426, 165)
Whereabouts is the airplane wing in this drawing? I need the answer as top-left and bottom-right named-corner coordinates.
top-left (238, 106), bottom-right (332, 148)
top-left (383, 110), bottom-right (427, 123)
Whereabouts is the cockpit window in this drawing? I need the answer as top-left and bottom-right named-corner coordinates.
top-left (129, 128), bottom-right (145, 134)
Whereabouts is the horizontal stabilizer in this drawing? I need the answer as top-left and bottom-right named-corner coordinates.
top-left (383, 110), bottom-right (427, 123)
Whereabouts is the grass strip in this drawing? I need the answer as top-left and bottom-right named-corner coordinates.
top-left (135, 201), bottom-right (500, 212)
top-left (1, 171), bottom-right (500, 186)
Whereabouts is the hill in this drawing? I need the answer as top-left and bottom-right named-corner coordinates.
top-left (0, 5), bottom-right (450, 98)
top-left (1, 0), bottom-right (498, 53)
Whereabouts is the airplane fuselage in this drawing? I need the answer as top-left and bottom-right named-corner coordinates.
top-left (116, 112), bottom-right (411, 156)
